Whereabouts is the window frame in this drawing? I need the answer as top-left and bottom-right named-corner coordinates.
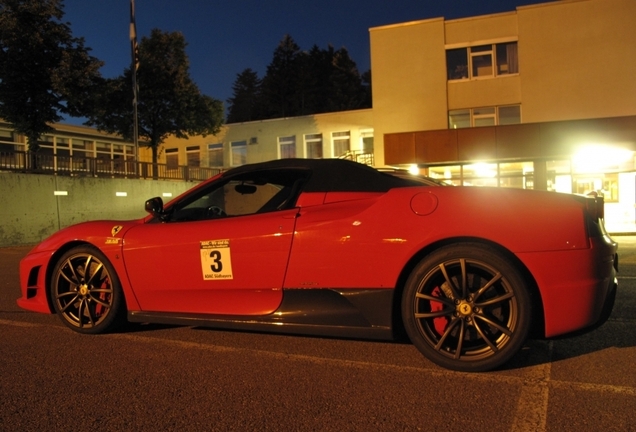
top-left (165, 148), bottom-right (179, 170)
top-left (448, 105), bottom-right (521, 129)
top-left (186, 145), bottom-right (201, 168)
top-left (207, 143), bottom-right (223, 168)
top-left (304, 133), bottom-right (323, 159)
top-left (278, 135), bottom-right (296, 159)
top-left (332, 131), bottom-right (350, 158)
top-left (230, 141), bottom-right (247, 167)
top-left (446, 41), bottom-right (519, 81)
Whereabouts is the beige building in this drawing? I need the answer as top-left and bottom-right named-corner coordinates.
top-left (371, 0), bottom-right (636, 163)
top-left (160, 108), bottom-right (374, 169)
top-left (369, 0), bottom-right (636, 231)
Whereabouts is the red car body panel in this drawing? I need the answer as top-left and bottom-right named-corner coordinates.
top-left (121, 209), bottom-right (298, 315)
top-left (17, 159), bottom-right (617, 343)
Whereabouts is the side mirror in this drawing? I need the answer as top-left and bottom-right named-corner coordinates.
top-left (144, 197), bottom-right (165, 219)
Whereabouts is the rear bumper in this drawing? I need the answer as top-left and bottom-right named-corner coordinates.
top-left (517, 235), bottom-right (618, 337)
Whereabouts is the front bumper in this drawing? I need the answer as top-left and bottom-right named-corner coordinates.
top-left (17, 249), bottom-right (55, 314)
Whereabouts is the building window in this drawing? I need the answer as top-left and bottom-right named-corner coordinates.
top-left (498, 105), bottom-right (522, 125)
top-left (186, 145), bottom-right (200, 167)
top-left (0, 129), bottom-right (18, 152)
top-left (332, 131), bottom-right (350, 157)
top-left (496, 42), bottom-right (518, 75)
top-left (499, 161), bottom-right (534, 189)
top-left (472, 107), bottom-right (496, 127)
top-left (573, 173), bottom-right (618, 202)
top-left (165, 148), bottom-right (179, 170)
top-left (278, 135), bottom-right (296, 159)
top-left (449, 105), bottom-right (521, 129)
top-left (72, 139), bottom-right (94, 158)
top-left (231, 140), bottom-right (247, 166)
top-left (447, 42), bottom-right (518, 80)
top-left (208, 143), bottom-right (223, 167)
top-left (470, 45), bottom-right (493, 78)
top-left (54, 137), bottom-right (69, 156)
top-left (427, 160), bottom-right (534, 189)
top-left (304, 133), bottom-right (323, 159)
top-left (361, 130), bottom-right (374, 154)
top-left (547, 159), bottom-right (572, 193)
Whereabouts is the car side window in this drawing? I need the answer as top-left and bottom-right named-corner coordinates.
top-left (168, 169), bottom-right (308, 222)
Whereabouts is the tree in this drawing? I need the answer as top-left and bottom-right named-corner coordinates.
top-left (226, 68), bottom-right (261, 123)
top-left (259, 34), bottom-right (302, 119)
top-left (87, 29), bottom-right (223, 165)
top-left (0, 0), bottom-right (103, 153)
top-left (325, 47), bottom-right (367, 112)
top-left (236, 36), bottom-right (372, 122)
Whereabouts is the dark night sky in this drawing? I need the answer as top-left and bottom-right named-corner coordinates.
top-left (61, 0), bottom-right (545, 115)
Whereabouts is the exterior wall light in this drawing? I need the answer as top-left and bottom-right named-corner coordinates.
top-left (573, 145), bottom-right (634, 173)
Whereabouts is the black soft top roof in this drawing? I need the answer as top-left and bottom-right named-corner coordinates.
top-left (222, 158), bottom-right (419, 192)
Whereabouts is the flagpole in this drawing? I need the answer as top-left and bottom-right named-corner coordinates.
top-left (130, 0), bottom-right (139, 172)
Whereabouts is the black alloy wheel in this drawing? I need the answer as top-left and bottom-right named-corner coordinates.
top-left (50, 245), bottom-right (125, 334)
top-left (402, 243), bottom-right (532, 372)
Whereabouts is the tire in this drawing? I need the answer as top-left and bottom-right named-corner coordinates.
top-left (401, 243), bottom-right (531, 372)
top-left (50, 245), bottom-right (126, 334)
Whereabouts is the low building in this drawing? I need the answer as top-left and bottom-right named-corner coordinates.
top-left (160, 108), bottom-right (374, 168)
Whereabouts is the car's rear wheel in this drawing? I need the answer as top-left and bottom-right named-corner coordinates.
top-left (402, 243), bottom-right (531, 372)
top-left (50, 245), bottom-right (126, 334)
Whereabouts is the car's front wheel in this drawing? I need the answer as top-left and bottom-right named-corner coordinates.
top-left (402, 243), bottom-right (532, 372)
top-left (50, 245), bottom-right (126, 334)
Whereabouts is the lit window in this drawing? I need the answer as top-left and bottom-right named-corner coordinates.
top-left (573, 174), bottom-right (618, 202)
top-left (230, 141), bottom-right (247, 166)
top-left (499, 161), bottom-right (534, 189)
top-left (547, 159), bottom-right (572, 193)
top-left (304, 133), bottom-right (323, 159)
top-left (278, 135), bottom-right (296, 159)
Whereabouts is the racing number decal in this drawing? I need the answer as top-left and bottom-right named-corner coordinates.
top-left (209, 250), bottom-right (223, 272)
top-left (200, 239), bottom-right (233, 280)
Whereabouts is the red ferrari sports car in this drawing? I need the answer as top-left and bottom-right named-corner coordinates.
top-left (18, 158), bottom-right (618, 372)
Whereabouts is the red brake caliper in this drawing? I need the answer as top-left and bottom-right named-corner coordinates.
top-left (430, 286), bottom-right (449, 335)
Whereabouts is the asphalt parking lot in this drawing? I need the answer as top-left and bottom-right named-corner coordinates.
top-left (1, 240), bottom-right (635, 431)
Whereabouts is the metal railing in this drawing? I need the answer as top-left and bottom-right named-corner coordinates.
top-left (339, 150), bottom-right (375, 166)
top-left (0, 150), bottom-right (221, 182)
